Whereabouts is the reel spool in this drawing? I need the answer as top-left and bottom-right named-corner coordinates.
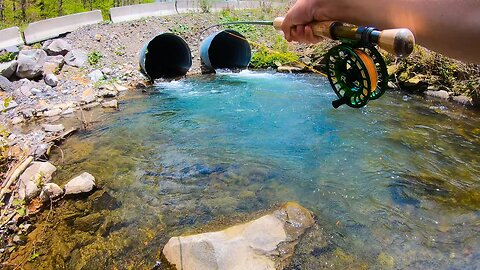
top-left (326, 44), bottom-right (388, 108)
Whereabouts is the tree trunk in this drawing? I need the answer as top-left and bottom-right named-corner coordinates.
top-left (21, 0), bottom-right (26, 22)
top-left (58, 0), bottom-right (63, 16)
top-left (82, 0), bottom-right (87, 9)
top-left (0, 0), bottom-right (4, 22)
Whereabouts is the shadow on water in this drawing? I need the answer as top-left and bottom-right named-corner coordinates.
top-left (6, 71), bottom-right (480, 269)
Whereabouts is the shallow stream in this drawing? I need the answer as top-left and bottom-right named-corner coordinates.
top-left (11, 71), bottom-right (480, 269)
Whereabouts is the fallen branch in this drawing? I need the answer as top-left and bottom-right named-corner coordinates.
top-left (45, 127), bottom-right (77, 144)
top-left (0, 156), bottom-right (33, 201)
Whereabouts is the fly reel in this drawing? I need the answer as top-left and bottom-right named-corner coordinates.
top-left (326, 44), bottom-right (388, 108)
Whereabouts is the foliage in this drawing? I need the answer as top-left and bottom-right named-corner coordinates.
top-left (0, 0), bottom-right (156, 29)
top-left (250, 48), bottom-right (299, 68)
top-left (12, 199), bottom-right (26, 217)
top-left (0, 52), bottom-right (16, 63)
top-left (250, 35), bottom-right (299, 68)
top-left (199, 0), bottom-right (212, 13)
top-left (169, 24), bottom-right (189, 35)
top-left (28, 252), bottom-right (40, 262)
top-left (88, 51), bottom-right (103, 66)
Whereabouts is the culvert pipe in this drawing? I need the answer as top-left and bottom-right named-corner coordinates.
top-left (139, 33), bottom-right (192, 80)
top-left (200, 30), bottom-right (251, 71)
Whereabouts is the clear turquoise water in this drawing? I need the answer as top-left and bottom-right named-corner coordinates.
top-left (13, 71), bottom-right (480, 269)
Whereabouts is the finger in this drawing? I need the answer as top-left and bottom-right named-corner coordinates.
top-left (294, 25), bottom-right (307, 43)
top-left (304, 25), bottom-right (323, 44)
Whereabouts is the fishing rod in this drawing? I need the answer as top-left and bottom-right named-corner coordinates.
top-left (202, 17), bottom-right (415, 108)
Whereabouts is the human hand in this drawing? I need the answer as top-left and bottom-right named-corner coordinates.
top-left (281, 0), bottom-right (339, 43)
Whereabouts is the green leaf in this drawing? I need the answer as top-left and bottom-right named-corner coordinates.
top-left (28, 252), bottom-right (40, 262)
top-left (16, 207), bottom-right (26, 217)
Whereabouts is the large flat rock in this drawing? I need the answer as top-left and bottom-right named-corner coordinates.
top-left (163, 202), bottom-right (314, 270)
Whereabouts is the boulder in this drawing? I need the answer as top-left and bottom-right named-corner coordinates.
top-left (18, 162), bottom-right (57, 201)
top-left (163, 202), bottom-right (314, 270)
top-left (16, 49), bottom-right (47, 79)
top-left (42, 39), bottom-right (72, 56)
top-left (44, 74), bottom-right (59, 87)
top-left (0, 60), bottom-right (18, 79)
top-left (65, 50), bottom-right (88, 67)
top-left (64, 172), bottom-right (96, 195)
top-left (39, 183), bottom-right (64, 201)
top-left (0, 75), bottom-right (14, 92)
top-left (88, 70), bottom-right (104, 83)
top-left (101, 100), bottom-right (118, 109)
top-left (41, 124), bottom-right (64, 132)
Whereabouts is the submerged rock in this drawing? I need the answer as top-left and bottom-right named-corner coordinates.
top-left (64, 172), bottom-right (96, 195)
top-left (41, 123), bottom-right (64, 133)
top-left (18, 162), bottom-right (57, 201)
top-left (40, 183), bottom-right (64, 201)
top-left (162, 202), bottom-right (314, 270)
top-left (425, 90), bottom-right (450, 100)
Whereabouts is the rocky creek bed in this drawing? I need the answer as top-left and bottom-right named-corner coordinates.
top-left (0, 7), bottom-right (479, 270)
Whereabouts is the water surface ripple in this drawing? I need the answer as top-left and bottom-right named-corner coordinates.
top-left (16, 71), bottom-right (480, 269)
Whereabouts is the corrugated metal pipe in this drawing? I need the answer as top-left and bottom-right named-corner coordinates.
top-left (200, 30), bottom-right (251, 71)
top-left (139, 33), bottom-right (192, 80)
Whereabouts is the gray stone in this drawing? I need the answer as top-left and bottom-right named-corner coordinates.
top-left (88, 70), bottom-right (104, 83)
top-left (277, 65), bottom-right (303, 73)
top-left (163, 202), bottom-right (314, 270)
top-left (42, 39), bottom-right (72, 56)
top-left (65, 49), bottom-right (87, 67)
top-left (39, 183), bottom-right (64, 201)
top-left (62, 107), bottom-right (75, 115)
top-left (113, 83), bottom-right (128, 92)
top-left (425, 90), bottom-right (450, 100)
top-left (0, 60), bottom-right (18, 79)
top-left (43, 108), bottom-right (62, 117)
top-left (0, 99), bottom-right (17, 111)
top-left (81, 88), bottom-right (97, 104)
top-left (18, 161), bottom-right (57, 201)
top-left (0, 75), bottom-right (13, 91)
top-left (41, 123), bottom-right (64, 132)
top-left (64, 172), bottom-right (96, 195)
top-left (11, 116), bottom-right (24, 125)
top-left (44, 74), bottom-right (59, 87)
top-left (16, 49), bottom-right (47, 79)
top-left (101, 100), bottom-right (118, 108)
top-left (43, 55), bottom-right (64, 75)
top-left (452, 95), bottom-right (473, 106)
top-left (98, 89), bottom-right (118, 98)
top-left (101, 67), bottom-right (113, 75)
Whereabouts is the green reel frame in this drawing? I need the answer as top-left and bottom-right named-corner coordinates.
top-left (326, 44), bottom-right (388, 108)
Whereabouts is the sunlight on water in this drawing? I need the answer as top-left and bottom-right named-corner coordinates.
top-left (11, 71), bottom-right (480, 269)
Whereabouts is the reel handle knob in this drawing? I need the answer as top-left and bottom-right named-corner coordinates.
top-left (273, 17), bottom-right (415, 58)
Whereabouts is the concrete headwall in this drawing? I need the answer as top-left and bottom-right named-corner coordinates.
top-left (110, 2), bottom-right (177, 23)
top-left (23, 10), bottom-right (103, 44)
top-left (0, 27), bottom-right (24, 50)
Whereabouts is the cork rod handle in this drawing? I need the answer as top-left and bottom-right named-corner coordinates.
top-left (273, 17), bottom-right (415, 58)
